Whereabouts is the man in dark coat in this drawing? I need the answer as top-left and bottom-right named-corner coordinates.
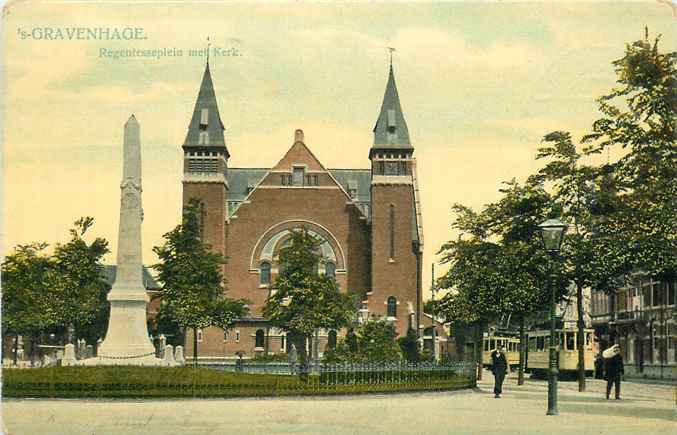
top-left (491, 345), bottom-right (508, 398)
top-left (605, 345), bottom-right (624, 400)
top-left (594, 353), bottom-right (605, 379)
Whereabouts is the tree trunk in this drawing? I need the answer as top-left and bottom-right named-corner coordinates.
top-left (518, 315), bottom-right (526, 386)
top-left (193, 328), bottom-right (198, 368)
top-left (13, 334), bottom-right (19, 366)
top-left (296, 334), bottom-right (309, 382)
top-left (476, 324), bottom-right (484, 381)
top-left (576, 282), bottom-right (586, 392)
top-left (30, 332), bottom-right (38, 367)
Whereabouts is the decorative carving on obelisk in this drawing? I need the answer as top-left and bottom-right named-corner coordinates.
top-left (88, 115), bottom-right (163, 366)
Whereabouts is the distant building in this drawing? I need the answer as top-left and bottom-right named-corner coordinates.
top-left (179, 60), bottom-right (425, 360)
top-left (591, 275), bottom-right (675, 379)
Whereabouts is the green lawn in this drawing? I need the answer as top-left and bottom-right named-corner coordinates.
top-left (2, 366), bottom-right (473, 398)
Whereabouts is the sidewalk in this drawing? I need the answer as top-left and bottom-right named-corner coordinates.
top-left (3, 370), bottom-right (675, 435)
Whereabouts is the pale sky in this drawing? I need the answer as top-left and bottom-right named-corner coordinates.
top-left (2, 1), bottom-right (676, 296)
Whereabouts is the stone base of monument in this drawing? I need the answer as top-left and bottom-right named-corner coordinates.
top-left (80, 294), bottom-right (169, 366)
top-left (79, 353), bottom-right (169, 366)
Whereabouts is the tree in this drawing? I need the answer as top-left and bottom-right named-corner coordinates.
top-left (437, 181), bottom-right (566, 383)
top-left (326, 320), bottom-right (403, 363)
top-left (48, 217), bottom-right (110, 344)
top-left (531, 132), bottom-right (594, 391)
top-left (582, 30), bottom-right (676, 282)
top-left (397, 328), bottom-right (420, 363)
top-left (1, 243), bottom-right (53, 365)
top-left (153, 199), bottom-right (248, 367)
top-left (262, 227), bottom-right (355, 375)
top-left (2, 218), bottom-right (110, 364)
top-left (423, 300), bottom-right (437, 316)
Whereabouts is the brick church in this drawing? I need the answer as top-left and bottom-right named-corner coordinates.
top-left (181, 60), bottom-right (425, 361)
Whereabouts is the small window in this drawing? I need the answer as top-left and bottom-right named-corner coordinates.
top-left (255, 329), bottom-right (265, 348)
top-left (293, 167), bottom-right (304, 186)
top-left (389, 204), bottom-right (396, 259)
top-left (235, 331), bottom-right (240, 343)
top-left (387, 296), bottom-right (397, 318)
top-left (387, 109), bottom-right (396, 129)
top-left (200, 108), bottom-right (209, 126)
top-left (260, 262), bottom-right (271, 285)
top-left (325, 262), bottom-right (336, 279)
top-left (197, 329), bottom-right (203, 343)
top-left (281, 334), bottom-right (286, 351)
top-left (199, 131), bottom-right (209, 145)
top-left (224, 330), bottom-right (229, 342)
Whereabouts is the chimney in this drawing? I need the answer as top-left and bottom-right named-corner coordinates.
top-left (294, 129), bottom-right (304, 144)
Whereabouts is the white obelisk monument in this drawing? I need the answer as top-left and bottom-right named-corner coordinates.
top-left (87, 115), bottom-right (163, 366)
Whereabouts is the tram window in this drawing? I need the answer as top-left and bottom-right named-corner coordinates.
top-left (484, 340), bottom-right (489, 351)
top-left (529, 338), bottom-right (536, 351)
top-left (490, 339), bottom-right (496, 350)
top-left (537, 337), bottom-right (545, 351)
top-left (586, 333), bottom-right (591, 348)
top-left (566, 332), bottom-right (575, 351)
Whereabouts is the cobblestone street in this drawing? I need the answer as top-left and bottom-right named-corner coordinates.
top-left (2, 370), bottom-right (674, 435)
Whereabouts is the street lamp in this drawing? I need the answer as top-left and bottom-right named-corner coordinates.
top-left (538, 218), bottom-right (568, 416)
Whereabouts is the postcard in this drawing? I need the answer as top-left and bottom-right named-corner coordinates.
top-left (2, 1), bottom-right (675, 434)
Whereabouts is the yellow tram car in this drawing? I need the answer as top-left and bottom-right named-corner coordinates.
top-left (482, 335), bottom-right (521, 370)
top-left (525, 328), bottom-right (596, 377)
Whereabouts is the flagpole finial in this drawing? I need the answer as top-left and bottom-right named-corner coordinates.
top-left (206, 36), bottom-right (211, 65)
top-left (387, 46), bottom-right (396, 68)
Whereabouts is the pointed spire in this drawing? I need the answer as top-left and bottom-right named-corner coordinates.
top-left (183, 61), bottom-right (229, 156)
top-left (372, 60), bottom-right (412, 151)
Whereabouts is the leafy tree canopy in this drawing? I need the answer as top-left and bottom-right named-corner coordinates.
top-left (153, 199), bottom-right (248, 332)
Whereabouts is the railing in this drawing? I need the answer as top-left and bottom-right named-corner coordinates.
top-left (3, 361), bottom-right (476, 398)
top-left (204, 360), bottom-right (477, 383)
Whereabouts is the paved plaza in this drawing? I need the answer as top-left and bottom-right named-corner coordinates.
top-left (2, 370), bottom-right (675, 435)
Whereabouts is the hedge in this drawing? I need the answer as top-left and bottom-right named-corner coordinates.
top-left (2, 366), bottom-right (473, 398)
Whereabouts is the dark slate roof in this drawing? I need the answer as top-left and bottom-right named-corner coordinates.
top-left (328, 169), bottom-right (372, 204)
top-left (183, 62), bottom-right (229, 156)
top-left (226, 168), bottom-right (372, 205)
top-left (101, 265), bottom-right (161, 290)
top-left (372, 65), bottom-right (412, 149)
top-left (226, 168), bottom-right (269, 201)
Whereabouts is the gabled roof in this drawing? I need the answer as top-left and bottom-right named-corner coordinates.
top-left (372, 65), bottom-right (412, 150)
top-left (226, 168), bottom-right (371, 205)
top-left (183, 62), bottom-right (229, 156)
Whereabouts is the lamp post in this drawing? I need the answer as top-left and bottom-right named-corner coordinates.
top-left (538, 218), bottom-right (568, 416)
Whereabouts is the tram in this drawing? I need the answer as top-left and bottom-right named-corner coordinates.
top-left (524, 328), bottom-right (596, 377)
top-left (482, 335), bottom-right (520, 370)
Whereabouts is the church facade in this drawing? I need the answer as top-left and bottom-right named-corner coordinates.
top-left (181, 61), bottom-right (424, 360)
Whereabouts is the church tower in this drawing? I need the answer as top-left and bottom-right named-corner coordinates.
top-left (369, 61), bottom-right (423, 337)
top-left (182, 61), bottom-right (229, 256)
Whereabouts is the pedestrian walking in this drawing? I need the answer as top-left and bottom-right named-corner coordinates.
top-left (594, 353), bottom-right (605, 379)
top-left (603, 344), bottom-right (624, 400)
top-left (491, 345), bottom-right (508, 398)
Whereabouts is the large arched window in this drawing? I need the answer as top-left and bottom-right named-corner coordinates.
top-left (260, 262), bottom-right (271, 285)
top-left (387, 296), bottom-right (397, 318)
top-left (255, 329), bottom-right (265, 348)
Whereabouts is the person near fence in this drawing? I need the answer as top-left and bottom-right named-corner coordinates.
top-left (491, 345), bottom-right (508, 398)
top-left (604, 344), bottom-right (624, 400)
